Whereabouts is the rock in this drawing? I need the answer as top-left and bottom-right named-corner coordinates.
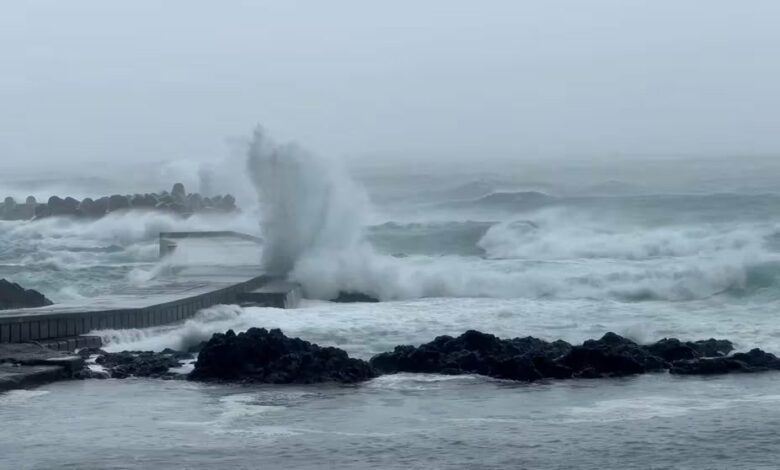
top-left (671, 348), bottom-right (780, 375)
top-left (77, 347), bottom-right (107, 359)
top-left (78, 198), bottom-right (105, 218)
top-left (690, 338), bottom-right (734, 357)
top-left (171, 183), bottom-right (186, 202)
top-left (1, 197), bottom-right (24, 220)
top-left (643, 338), bottom-right (733, 362)
top-left (94, 350), bottom-right (186, 379)
top-left (370, 330), bottom-right (573, 382)
top-left (0, 279), bottom-right (53, 310)
top-left (218, 194), bottom-right (237, 212)
top-left (33, 204), bottom-right (51, 219)
top-left (189, 328), bottom-right (376, 384)
top-left (47, 196), bottom-right (79, 216)
top-left (331, 291), bottom-right (380, 303)
top-left (130, 194), bottom-right (146, 208)
top-left (558, 332), bottom-right (667, 378)
top-left (107, 194), bottom-right (130, 212)
top-left (185, 193), bottom-right (203, 212)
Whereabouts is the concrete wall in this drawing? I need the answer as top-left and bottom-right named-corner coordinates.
top-left (0, 275), bottom-right (271, 344)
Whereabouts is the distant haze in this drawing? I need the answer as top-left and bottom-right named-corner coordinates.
top-left (1, 0), bottom-right (779, 171)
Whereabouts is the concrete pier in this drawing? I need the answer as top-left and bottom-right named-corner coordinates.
top-left (0, 232), bottom-right (302, 353)
top-left (0, 269), bottom-right (273, 347)
top-left (237, 280), bottom-right (302, 309)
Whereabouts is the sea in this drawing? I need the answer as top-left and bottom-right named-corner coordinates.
top-left (2, 143), bottom-right (780, 469)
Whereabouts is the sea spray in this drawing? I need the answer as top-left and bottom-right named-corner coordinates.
top-left (247, 126), bottom-right (369, 277)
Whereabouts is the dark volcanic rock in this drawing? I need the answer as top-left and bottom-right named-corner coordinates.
top-left (189, 328), bottom-right (376, 384)
top-left (671, 348), bottom-right (780, 375)
top-left (95, 350), bottom-right (186, 379)
top-left (643, 338), bottom-right (734, 362)
top-left (370, 330), bottom-right (573, 382)
top-left (558, 332), bottom-right (667, 378)
top-left (331, 291), bottom-right (380, 303)
top-left (0, 279), bottom-right (53, 310)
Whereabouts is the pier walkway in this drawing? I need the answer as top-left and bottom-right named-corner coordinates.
top-left (0, 233), bottom-right (301, 349)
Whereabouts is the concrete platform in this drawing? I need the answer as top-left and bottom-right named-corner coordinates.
top-left (0, 233), bottom-right (298, 350)
top-left (0, 270), bottom-right (272, 345)
top-left (237, 280), bottom-right (302, 309)
top-left (0, 343), bottom-right (85, 392)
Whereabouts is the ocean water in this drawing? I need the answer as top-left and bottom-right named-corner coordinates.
top-left (3, 150), bottom-right (780, 468)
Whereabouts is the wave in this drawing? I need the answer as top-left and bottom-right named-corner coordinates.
top-left (476, 208), bottom-right (769, 261)
top-left (366, 221), bottom-right (493, 256)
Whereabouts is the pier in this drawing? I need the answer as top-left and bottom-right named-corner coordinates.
top-left (0, 232), bottom-right (300, 351)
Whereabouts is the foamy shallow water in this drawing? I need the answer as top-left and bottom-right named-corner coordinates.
top-left (2, 373), bottom-right (780, 469)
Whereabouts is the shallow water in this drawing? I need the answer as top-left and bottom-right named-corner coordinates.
top-left (2, 373), bottom-right (780, 469)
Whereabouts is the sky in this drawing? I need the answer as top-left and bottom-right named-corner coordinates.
top-left (1, 0), bottom-right (779, 168)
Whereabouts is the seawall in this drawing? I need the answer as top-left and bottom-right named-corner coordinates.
top-left (0, 273), bottom-right (273, 347)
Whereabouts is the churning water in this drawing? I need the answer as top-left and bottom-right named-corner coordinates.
top-left (3, 132), bottom-right (780, 468)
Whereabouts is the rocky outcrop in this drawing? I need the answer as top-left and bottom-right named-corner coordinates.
top-left (370, 330), bottom-right (573, 381)
top-left (78, 348), bottom-right (193, 380)
top-left (642, 337), bottom-right (733, 362)
top-left (670, 349), bottom-right (780, 375)
top-left (0, 279), bottom-right (53, 310)
top-left (189, 328), bottom-right (377, 384)
top-left (371, 331), bottom-right (745, 382)
top-left (0, 183), bottom-right (239, 221)
top-left (559, 332), bottom-right (667, 378)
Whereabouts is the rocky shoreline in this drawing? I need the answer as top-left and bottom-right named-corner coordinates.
top-left (0, 183), bottom-right (237, 221)
top-left (4, 328), bottom-right (780, 392)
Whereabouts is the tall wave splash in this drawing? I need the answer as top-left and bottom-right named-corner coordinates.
top-left (246, 127), bottom-right (485, 300)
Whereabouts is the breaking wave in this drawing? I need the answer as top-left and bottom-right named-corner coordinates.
top-left (244, 128), bottom-right (780, 302)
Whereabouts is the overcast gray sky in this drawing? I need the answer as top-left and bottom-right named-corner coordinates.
top-left (1, 0), bottom-right (779, 167)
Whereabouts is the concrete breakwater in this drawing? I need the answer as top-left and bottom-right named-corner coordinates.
top-left (0, 267), bottom-right (301, 348)
top-left (0, 182), bottom-right (237, 220)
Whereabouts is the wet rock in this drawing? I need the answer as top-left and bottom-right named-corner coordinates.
top-left (671, 348), bottom-right (780, 375)
top-left (558, 332), bottom-right (667, 378)
top-left (0, 279), bottom-right (53, 310)
top-left (190, 328), bottom-right (376, 384)
top-left (331, 291), bottom-right (380, 303)
top-left (77, 347), bottom-right (107, 359)
top-left (370, 330), bottom-right (573, 382)
top-left (94, 350), bottom-right (185, 379)
top-left (690, 338), bottom-right (734, 357)
top-left (643, 338), bottom-right (734, 362)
